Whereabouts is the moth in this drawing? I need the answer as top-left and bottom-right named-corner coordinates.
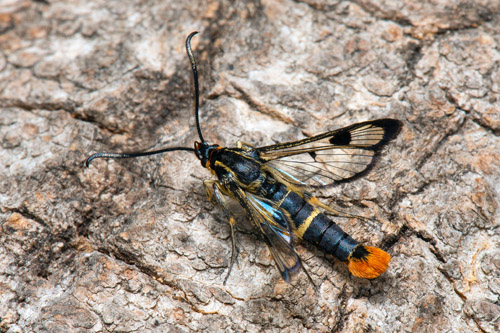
top-left (86, 32), bottom-right (402, 284)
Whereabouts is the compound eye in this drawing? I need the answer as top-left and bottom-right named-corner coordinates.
top-left (194, 141), bottom-right (203, 160)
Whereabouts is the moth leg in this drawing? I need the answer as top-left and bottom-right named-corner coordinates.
top-left (203, 180), bottom-right (217, 203)
top-left (206, 181), bottom-right (239, 285)
top-left (307, 197), bottom-right (370, 221)
top-left (301, 261), bottom-right (319, 294)
top-left (236, 141), bottom-right (255, 150)
top-left (203, 180), bottom-right (231, 203)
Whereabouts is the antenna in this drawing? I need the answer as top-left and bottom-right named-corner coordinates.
top-left (85, 32), bottom-right (204, 167)
top-left (84, 147), bottom-right (195, 167)
top-left (186, 31), bottom-right (205, 143)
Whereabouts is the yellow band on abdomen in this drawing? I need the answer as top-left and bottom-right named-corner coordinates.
top-left (295, 209), bottom-right (321, 238)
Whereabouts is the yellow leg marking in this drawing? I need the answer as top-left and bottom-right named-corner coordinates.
top-left (204, 180), bottom-right (232, 200)
top-left (203, 180), bottom-right (218, 203)
top-left (295, 209), bottom-right (321, 238)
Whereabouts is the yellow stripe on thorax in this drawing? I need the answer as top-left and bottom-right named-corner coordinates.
top-left (295, 208), bottom-right (321, 238)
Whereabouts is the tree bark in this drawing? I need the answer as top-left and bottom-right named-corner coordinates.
top-left (1, 0), bottom-right (499, 331)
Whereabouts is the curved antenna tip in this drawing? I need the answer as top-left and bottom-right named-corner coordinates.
top-left (186, 31), bottom-right (199, 44)
top-left (84, 153), bottom-right (99, 167)
top-left (185, 31), bottom-right (205, 143)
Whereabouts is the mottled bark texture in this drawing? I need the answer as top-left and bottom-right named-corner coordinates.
top-left (1, 0), bottom-right (499, 332)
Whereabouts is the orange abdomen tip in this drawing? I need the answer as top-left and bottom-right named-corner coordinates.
top-left (347, 245), bottom-right (391, 279)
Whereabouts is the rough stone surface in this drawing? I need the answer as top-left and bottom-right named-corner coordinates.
top-left (1, 0), bottom-right (499, 332)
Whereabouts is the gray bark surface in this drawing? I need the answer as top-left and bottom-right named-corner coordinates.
top-left (1, 0), bottom-right (499, 332)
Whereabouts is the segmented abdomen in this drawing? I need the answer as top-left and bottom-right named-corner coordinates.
top-left (261, 178), bottom-right (358, 262)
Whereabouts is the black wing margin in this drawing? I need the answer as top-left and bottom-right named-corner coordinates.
top-left (257, 119), bottom-right (402, 188)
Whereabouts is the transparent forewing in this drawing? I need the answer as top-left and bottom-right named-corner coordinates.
top-left (265, 147), bottom-right (377, 187)
top-left (257, 119), bottom-right (402, 187)
top-left (245, 194), bottom-right (301, 282)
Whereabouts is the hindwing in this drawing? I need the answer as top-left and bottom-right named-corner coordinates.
top-left (232, 187), bottom-right (302, 282)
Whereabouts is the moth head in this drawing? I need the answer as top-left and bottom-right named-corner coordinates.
top-left (194, 141), bottom-right (219, 169)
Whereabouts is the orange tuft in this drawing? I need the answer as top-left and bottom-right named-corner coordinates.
top-left (347, 245), bottom-right (390, 279)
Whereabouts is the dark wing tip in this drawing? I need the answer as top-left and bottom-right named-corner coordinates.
top-left (359, 118), bottom-right (403, 150)
top-left (371, 118), bottom-right (403, 145)
top-left (328, 118), bottom-right (403, 149)
top-left (326, 118), bottom-right (403, 185)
